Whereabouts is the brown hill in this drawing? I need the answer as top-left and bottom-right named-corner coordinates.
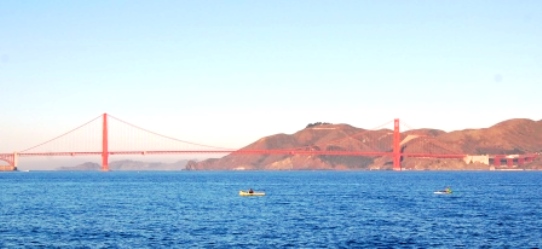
top-left (437, 119), bottom-right (542, 154)
top-left (186, 119), bottom-right (542, 171)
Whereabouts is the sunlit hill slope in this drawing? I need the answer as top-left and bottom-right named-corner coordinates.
top-left (186, 119), bottom-right (542, 170)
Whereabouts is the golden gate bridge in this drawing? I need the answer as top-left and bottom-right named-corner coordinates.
top-left (0, 113), bottom-right (537, 171)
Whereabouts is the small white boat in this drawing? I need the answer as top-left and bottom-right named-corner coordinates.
top-left (434, 187), bottom-right (452, 194)
top-left (239, 190), bottom-right (265, 196)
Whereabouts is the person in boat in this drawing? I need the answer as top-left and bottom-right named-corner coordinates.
top-left (445, 187), bottom-right (452, 193)
top-left (248, 188), bottom-right (254, 194)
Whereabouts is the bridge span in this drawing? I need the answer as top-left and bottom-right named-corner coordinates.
top-left (1, 114), bottom-right (538, 171)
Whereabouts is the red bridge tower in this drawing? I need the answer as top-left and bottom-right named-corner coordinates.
top-left (102, 113), bottom-right (109, 171)
top-left (393, 118), bottom-right (401, 171)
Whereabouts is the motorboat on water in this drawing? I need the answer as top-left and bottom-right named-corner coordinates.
top-left (239, 190), bottom-right (265, 196)
top-left (434, 187), bottom-right (452, 194)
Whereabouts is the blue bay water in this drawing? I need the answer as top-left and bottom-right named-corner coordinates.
top-left (1, 171), bottom-right (541, 248)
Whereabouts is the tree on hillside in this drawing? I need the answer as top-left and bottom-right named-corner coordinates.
top-left (306, 122), bottom-right (332, 128)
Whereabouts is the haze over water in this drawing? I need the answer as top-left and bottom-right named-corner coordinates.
top-left (1, 170), bottom-right (541, 248)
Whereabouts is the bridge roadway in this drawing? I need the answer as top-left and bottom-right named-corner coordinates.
top-left (1, 115), bottom-right (538, 170)
top-left (1, 150), bottom-right (467, 158)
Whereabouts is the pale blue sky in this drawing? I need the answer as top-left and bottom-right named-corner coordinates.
top-left (1, 1), bottom-right (541, 160)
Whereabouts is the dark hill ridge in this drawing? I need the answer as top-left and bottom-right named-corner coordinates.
top-left (186, 119), bottom-right (542, 171)
top-left (58, 160), bottom-right (189, 171)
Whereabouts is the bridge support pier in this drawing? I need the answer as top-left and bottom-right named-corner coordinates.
top-left (13, 152), bottom-right (18, 169)
top-left (0, 152), bottom-right (18, 171)
top-left (506, 158), bottom-right (513, 167)
top-left (494, 156), bottom-right (501, 167)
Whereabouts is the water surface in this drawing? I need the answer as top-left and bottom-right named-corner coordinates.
top-left (1, 171), bottom-right (541, 248)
